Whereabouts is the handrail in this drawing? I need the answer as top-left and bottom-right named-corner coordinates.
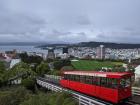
top-left (132, 87), bottom-right (140, 95)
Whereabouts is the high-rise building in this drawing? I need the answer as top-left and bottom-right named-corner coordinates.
top-left (47, 48), bottom-right (55, 59)
top-left (63, 47), bottom-right (68, 54)
top-left (96, 45), bottom-right (105, 59)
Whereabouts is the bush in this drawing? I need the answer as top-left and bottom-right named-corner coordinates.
top-left (47, 92), bottom-right (78, 105)
top-left (20, 93), bottom-right (49, 105)
top-left (22, 78), bottom-right (36, 91)
top-left (0, 86), bottom-right (30, 105)
top-left (19, 53), bottom-right (43, 64)
top-left (5, 62), bottom-right (36, 82)
top-left (21, 92), bottom-right (78, 105)
top-left (48, 70), bottom-right (61, 75)
top-left (53, 60), bottom-right (71, 70)
top-left (36, 62), bottom-right (50, 76)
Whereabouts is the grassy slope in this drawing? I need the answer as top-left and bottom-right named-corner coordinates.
top-left (71, 60), bottom-right (123, 70)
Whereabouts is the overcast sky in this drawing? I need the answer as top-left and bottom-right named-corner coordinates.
top-left (0, 0), bottom-right (140, 43)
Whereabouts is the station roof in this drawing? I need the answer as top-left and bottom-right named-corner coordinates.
top-left (63, 71), bottom-right (133, 79)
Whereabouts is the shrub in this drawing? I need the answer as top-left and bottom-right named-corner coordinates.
top-left (21, 92), bottom-right (78, 105)
top-left (0, 87), bottom-right (30, 105)
top-left (22, 78), bottom-right (36, 91)
top-left (36, 62), bottom-right (49, 76)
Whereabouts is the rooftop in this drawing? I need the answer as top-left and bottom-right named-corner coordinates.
top-left (63, 71), bottom-right (133, 79)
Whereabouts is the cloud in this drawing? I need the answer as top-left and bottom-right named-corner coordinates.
top-left (0, 0), bottom-right (140, 43)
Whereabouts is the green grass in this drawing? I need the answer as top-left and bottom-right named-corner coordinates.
top-left (71, 60), bottom-right (123, 71)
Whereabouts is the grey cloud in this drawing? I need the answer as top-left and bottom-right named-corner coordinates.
top-left (77, 16), bottom-right (91, 25)
top-left (0, 0), bottom-right (140, 43)
top-left (0, 13), bottom-right (45, 35)
top-left (95, 30), bottom-right (140, 43)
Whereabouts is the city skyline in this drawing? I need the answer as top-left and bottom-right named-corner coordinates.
top-left (0, 0), bottom-right (140, 43)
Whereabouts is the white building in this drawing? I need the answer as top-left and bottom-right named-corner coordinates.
top-left (10, 59), bottom-right (21, 69)
top-left (96, 45), bottom-right (105, 59)
top-left (135, 65), bottom-right (140, 81)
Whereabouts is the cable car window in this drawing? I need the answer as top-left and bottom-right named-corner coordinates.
top-left (112, 79), bottom-right (118, 89)
top-left (80, 75), bottom-right (86, 83)
top-left (120, 79), bottom-right (126, 88)
top-left (68, 75), bottom-right (71, 80)
top-left (106, 78), bottom-right (112, 88)
top-left (92, 77), bottom-right (97, 85)
top-left (75, 75), bottom-right (80, 82)
top-left (73, 75), bottom-right (76, 81)
top-left (64, 75), bottom-right (69, 80)
top-left (69, 75), bottom-right (74, 81)
top-left (85, 76), bottom-right (93, 84)
top-left (96, 77), bottom-right (100, 86)
top-left (64, 74), bottom-right (67, 80)
top-left (120, 77), bottom-right (131, 88)
top-left (106, 78), bottom-right (118, 89)
top-left (100, 77), bottom-right (107, 87)
top-left (126, 78), bottom-right (131, 87)
top-left (72, 75), bottom-right (75, 81)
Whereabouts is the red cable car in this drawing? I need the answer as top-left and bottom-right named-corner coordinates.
top-left (60, 71), bottom-right (133, 104)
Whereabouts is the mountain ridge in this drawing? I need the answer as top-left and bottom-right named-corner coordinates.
top-left (1, 41), bottom-right (140, 49)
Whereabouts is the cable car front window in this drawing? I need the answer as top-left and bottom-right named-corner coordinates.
top-left (120, 77), bottom-right (131, 88)
top-left (125, 78), bottom-right (131, 87)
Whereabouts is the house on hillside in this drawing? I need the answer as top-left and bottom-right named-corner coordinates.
top-left (135, 65), bottom-right (140, 82)
top-left (10, 59), bottom-right (21, 69)
top-left (0, 52), bottom-right (21, 69)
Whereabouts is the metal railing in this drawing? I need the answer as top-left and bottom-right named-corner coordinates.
top-left (37, 77), bottom-right (112, 105)
top-left (132, 87), bottom-right (140, 96)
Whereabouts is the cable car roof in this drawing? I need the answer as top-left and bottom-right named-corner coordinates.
top-left (63, 71), bottom-right (133, 79)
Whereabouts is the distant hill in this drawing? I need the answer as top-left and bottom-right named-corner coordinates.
top-left (2, 41), bottom-right (140, 49)
top-left (38, 41), bottom-right (140, 49)
top-left (72, 41), bottom-right (140, 49)
top-left (0, 41), bottom-right (69, 46)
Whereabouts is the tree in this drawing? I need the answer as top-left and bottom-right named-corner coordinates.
top-left (22, 78), bottom-right (36, 92)
top-left (20, 93), bottom-right (49, 105)
top-left (0, 86), bottom-right (30, 105)
top-left (0, 61), bottom-right (5, 72)
top-left (62, 98), bottom-right (78, 105)
top-left (36, 62), bottom-right (49, 76)
top-left (4, 62), bottom-right (36, 83)
top-left (19, 53), bottom-right (43, 64)
top-left (53, 60), bottom-right (71, 70)
top-left (0, 61), bottom-right (6, 87)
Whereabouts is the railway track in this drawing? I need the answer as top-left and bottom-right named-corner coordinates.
top-left (125, 100), bottom-right (140, 105)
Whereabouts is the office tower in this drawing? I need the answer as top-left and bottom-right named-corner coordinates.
top-left (47, 48), bottom-right (55, 59)
top-left (96, 45), bottom-right (105, 59)
top-left (63, 47), bottom-right (68, 54)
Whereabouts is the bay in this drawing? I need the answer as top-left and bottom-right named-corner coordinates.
top-left (0, 45), bottom-right (48, 54)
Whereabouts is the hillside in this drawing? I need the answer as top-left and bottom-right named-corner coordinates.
top-left (38, 41), bottom-right (140, 49)
top-left (72, 41), bottom-right (140, 49)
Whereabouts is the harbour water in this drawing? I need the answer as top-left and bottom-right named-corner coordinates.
top-left (0, 45), bottom-right (62, 54)
top-left (0, 45), bottom-right (48, 54)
